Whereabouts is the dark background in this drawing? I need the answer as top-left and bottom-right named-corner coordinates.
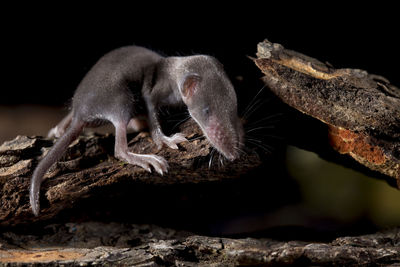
top-left (2, 4), bottom-right (399, 106)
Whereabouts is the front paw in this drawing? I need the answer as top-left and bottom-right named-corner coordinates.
top-left (153, 132), bottom-right (187, 149)
top-left (116, 152), bottom-right (169, 175)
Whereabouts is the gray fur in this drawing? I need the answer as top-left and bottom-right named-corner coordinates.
top-left (30, 46), bottom-right (243, 216)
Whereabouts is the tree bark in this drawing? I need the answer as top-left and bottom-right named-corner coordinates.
top-left (0, 119), bottom-right (261, 227)
top-left (1, 222), bottom-right (399, 266)
top-left (254, 39), bottom-right (400, 188)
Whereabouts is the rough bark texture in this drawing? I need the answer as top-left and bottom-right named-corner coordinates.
top-left (0, 119), bottom-right (261, 227)
top-left (1, 222), bottom-right (400, 266)
top-left (254, 39), bottom-right (400, 187)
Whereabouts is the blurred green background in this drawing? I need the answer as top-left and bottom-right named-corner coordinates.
top-left (287, 146), bottom-right (400, 228)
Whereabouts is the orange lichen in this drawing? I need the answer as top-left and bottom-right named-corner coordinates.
top-left (328, 126), bottom-right (386, 165)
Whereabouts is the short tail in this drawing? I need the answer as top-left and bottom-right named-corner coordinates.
top-left (30, 119), bottom-right (84, 216)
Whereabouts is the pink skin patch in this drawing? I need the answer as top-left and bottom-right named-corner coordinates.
top-left (205, 115), bottom-right (238, 161)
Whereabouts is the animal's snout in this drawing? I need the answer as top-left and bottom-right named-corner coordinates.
top-left (204, 118), bottom-right (241, 162)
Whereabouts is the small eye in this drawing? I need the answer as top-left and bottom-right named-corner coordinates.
top-left (202, 106), bottom-right (210, 116)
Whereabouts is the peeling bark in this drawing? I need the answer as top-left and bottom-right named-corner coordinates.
top-left (254, 39), bottom-right (400, 187)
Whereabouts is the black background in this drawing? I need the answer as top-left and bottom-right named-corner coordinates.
top-left (2, 3), bottom-right (399, 106)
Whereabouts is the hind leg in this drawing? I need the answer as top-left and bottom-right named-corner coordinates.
top-left (113, 119), bottom-right (168, 175)
top-left (48, 111), bottom-right (73, 138)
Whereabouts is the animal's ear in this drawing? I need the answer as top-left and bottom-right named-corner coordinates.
top-left (179, 74), bottom-right (201, 99)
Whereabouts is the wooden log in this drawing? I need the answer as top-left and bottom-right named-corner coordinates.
top-left (0, 119), bottom-right (261, 227)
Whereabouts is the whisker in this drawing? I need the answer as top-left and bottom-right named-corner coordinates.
top-left (170, 115), bottom-right (191, 132)
top-left (237, 141), bottom-right (250, 155)
top-left (218, 154), bottom-right (223, 168)
top-left (242, 98), bottom-right (271, 120)
top-left (246, 139), bottom-right (275, 154)
top-left (246, 133), bottom-right (284, 140)
top-left (247, 141), bottom-right (274, 152)
top-left (246, 143), bottom-right (272, 154)
top-left (245, 113), bottom-right (284, 128)
top-left (236, 146), bottom-right (247, 155)
top-left (237, 142), bottom-right (245, 148)
top-left (209, 148), bottom-right (216, 169)
top-left (242, 98), bottom-right (263, 119)
top-left (245, 126), bottom-right (276, 133)
top-left (241, 85), bottom-right (267, 118)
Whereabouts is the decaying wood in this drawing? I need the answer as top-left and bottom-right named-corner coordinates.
top-left (254, 39), bottom-right (400, 187)
top-left (0, 119), bottom-right (261, 227)
top-left (1, 222), bottom-right (399, 266)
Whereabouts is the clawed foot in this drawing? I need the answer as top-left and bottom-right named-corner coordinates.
top-left (116, 152), bottom-right (168, 175)
top-left (153, 132), bottom-right (187, 150)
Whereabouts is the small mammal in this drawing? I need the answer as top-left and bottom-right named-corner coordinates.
top-left (30, 46), bottom-right (244, 216)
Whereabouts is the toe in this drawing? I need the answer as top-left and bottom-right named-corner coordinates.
top-left (154, 156), bottom-right (169, 174)
top-left (152, 161), bottom-right (165, 175)
top-left (140, 163), bottom-right (152, 173)
top-left (167, 143), bottom-right (179, 150)
top-left (171, 133), bottom-right (187, 143)
top-left (164, 133), bottom-right (187, 149)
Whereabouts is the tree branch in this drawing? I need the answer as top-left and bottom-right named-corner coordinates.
top-left (254, 39), bottom-right (400, 187)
